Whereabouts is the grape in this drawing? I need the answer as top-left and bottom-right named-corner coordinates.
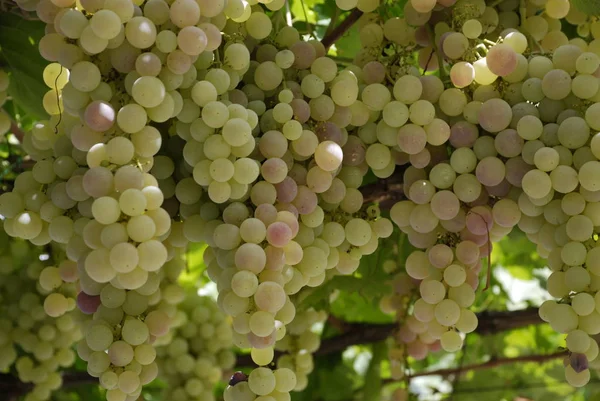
top-left (121, 319), bottom-right (149, 346)
top-left (443, 32), bottom-right (469, 59)
top-left (248, 367), bottom-right (276, 396)
top-left (443, 264), bottom-right (466, 287)
top-left (77, 292), bottom-right (101, 314)
top-left (420, 280), bottom-right (446, 304)
top-left (434, 299), bottom-right (460, 326)
top-left (567, 330), bottom-right (591, 354)
top-left (44, 293), bottom-right (69, 317)
top-left (473, 58), bottom-right (498, 85)
top-left (440, 331), bottom-right (463, 352)
top-left (486, 44), bottom-right (518, 76)
top-left (255, 62), bottom-right (284, 91)
top-left (90, 10), bottom-right (122, 40)
top-left (84, 100), bottom-right (115, 132)
top-left (565, 365), bottom-right (590, 387)
top-left (450, 62), bottom-right (475, 88)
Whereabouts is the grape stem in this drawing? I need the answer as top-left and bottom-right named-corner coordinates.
top-left (322, 9), bottom-right (364, 49)
top-left (426, 24), bottom-right (448, 81)
top-left (467, 210), bottom-right (492, 291)
top-left (486, 0), bottom-right (505, 8)
top-left (285, 0), bottom-right (293, 26)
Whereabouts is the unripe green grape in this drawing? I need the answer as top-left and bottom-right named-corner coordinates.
top-left (251, 347), bottom-right (274, 366)
top-left (90, 9), bottom-right (122, 40)
top-left (248, 367), bottom-right (277, 396)
top-left (420, 280), bottom-right (446, 304)
top-left (440, 331), bottom-right (463, 352)
top-left (567, 330), bottom-right (591, 353)
top-left (246, 12), bottom-right (273, 39)
top-left (125, 16), bottom-right (157, 49)
top-left (434, 299), bottom-right (460, 326)
top-left (473, 58), bottom-right (497, 85)
top-left (224, 382), bottom-right (255, 401)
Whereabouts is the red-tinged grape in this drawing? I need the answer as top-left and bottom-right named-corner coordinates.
top-left (84, 100), bottom-right (115, 132)
top-left (77, 291), bottom-right (101, 314)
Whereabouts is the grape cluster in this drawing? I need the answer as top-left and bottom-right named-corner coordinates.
top-left (7, 0), bottom-right (600, 394)
top-left (378, 261), bottom-right (418, 375)
top-left (156, 289), bottom-right (235, 401)
top-left (0, 229), bottom-right (80, 401)
top-left (273, 307), bottom-right (327, 391)
top-left (73, 251), bottom-right (195, 401)
top-left (368, 0), bottom-right (600, 387)
top-left (1, 3), bottom-right (188, 400)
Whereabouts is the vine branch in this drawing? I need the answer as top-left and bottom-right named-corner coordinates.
top-left (321, 9), bottom-right (363, 49)
top-left (10, 120), bottom-right (25, 143)
top-left (0, 308), bottom-right (544, 395)
top-left (0, 371), bottom-right (97, 400)
top-left (405, 351), bottom-right (566, 380)
top-left (360, 165), bottom-right (406, 208)
top-left (237, 307), bottom-right (543, 367)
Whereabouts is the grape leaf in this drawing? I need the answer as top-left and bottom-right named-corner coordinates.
top-left (0, 14), bottom-right (49, 120)
top-left (290, 0), bottom-right (326, 25)
top-left (177, 242), bottom-right (209, 289)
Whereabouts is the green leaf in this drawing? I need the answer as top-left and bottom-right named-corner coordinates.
top-left (178, 242), bottom-right (208, 289)
top-left (316, 363), bottom-right (357, 401)
top-left (503, 264), bottom-right (533, 280)
top-left (299, 232), bottom-right (413, 323)
top-left (362, 342), bottom-right (385, 401)
top-left (0, 14), bottom-right (49, 120)
top-left (330, 23), bottom-right (360, 58)
top-left (290, 0), bottom-right (326, 25)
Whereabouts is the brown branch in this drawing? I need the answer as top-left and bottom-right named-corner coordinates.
top-left (237, 307), bottom-right (542, 367)
top-left (0, 371), bottom-right (97, 399)
top-left (360, 180), bottom-right (404, 205)
top-left (61, 371), bottom-right (98, 387)
top-left (321, 9), bottom-right (363, 49)
top-left (360, 166), bottom-right (406, 207)
top-left (406, 351), bottom-right (567, 380)
top-left (0, 373), bottom-right (33, 401)
top-left (474, 308), bottom-right (544, 334)
top-left (0, 309), bottom-right (546, 394)
top-left (323, 7), bottom-right (341, 40)
top-left (10, 120), bottom-right (25, 143)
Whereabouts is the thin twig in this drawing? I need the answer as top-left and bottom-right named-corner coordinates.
top-left (405, 351), bottom-right (566, 380)
top-left (427, 24), bottom-right (447, 80)
top-left (298, 0), bottom-right (317, 39)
